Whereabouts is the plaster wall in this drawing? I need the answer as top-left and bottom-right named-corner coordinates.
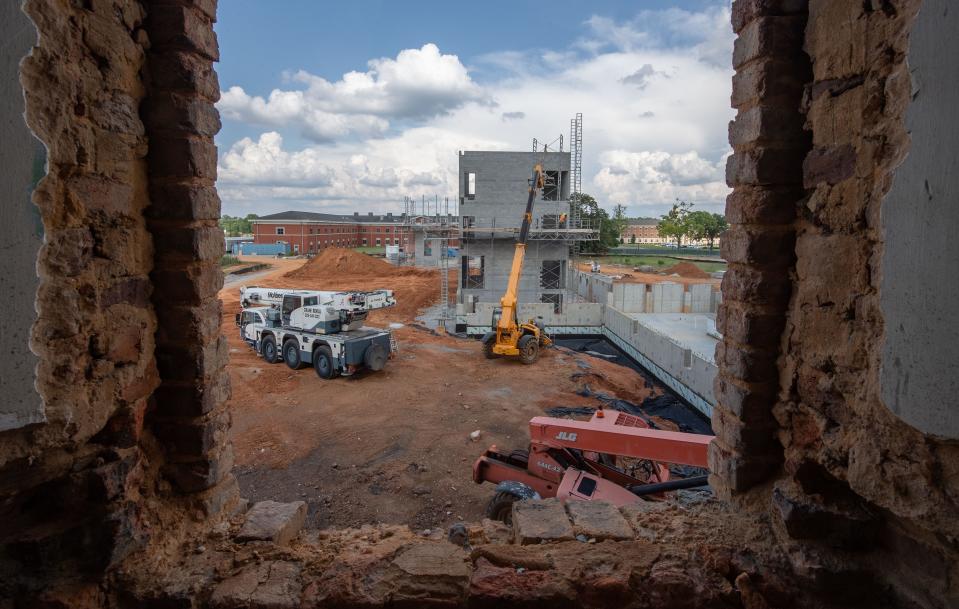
top-left (0, 2), bottom-right (43, 431)
top-left (879, 0), bottom-right (959, 439)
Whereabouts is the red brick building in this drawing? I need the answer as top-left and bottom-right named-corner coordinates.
top-left (622, 219), bottom-right (665, 244)
top-left (252, 211), bottom-right (414, 254)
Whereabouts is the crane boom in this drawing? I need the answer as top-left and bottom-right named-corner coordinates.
top-left (497, 164), bottom-right (542, 333)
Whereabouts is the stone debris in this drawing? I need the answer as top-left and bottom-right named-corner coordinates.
top-left (236, 500), bottom-right (307, 546)
top-left (209, 561), bottom-right (302, 609)
top-left (469, 430), bottom-right (482, 441)
top-left (566, 500), bottom-right (635, 541)
top-left (511, 498), bottom-right (575, 545)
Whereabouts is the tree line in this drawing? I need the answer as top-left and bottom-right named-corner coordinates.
top-left (220, 214), bottom-right (258, 236)
top-left (655, 200), bottom-right (727, 249)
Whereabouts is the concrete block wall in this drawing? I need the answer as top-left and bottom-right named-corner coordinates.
top-left (458, 240), bottom-right (569, 304)
top-left (603, 307), bottom-right (717, 411)
top-left (458, 151), bottom-right (571, 231)
top-left (458, 301), bottom-right (603, 332)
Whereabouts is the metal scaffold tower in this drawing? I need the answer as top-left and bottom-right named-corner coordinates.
top-left (569, 113), bottom-right (584, 261)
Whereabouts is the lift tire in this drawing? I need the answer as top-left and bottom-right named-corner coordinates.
top-left (283, 339), bottom-right (303, 370)
top-left (481, 332), bottom-right (497, 359)
top-left (313, 345), bottom-right (338, 380)
top-left (261, 335), bottom-right (279, 364)
top-left (518, 334), bottom-right (539, 365)
top-left (364, 342), bottom-right (388, 371)
top-left (486, 490), bottom-right (523, 524)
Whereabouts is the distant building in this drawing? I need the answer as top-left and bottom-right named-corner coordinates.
top-left (251, 211), bottom-right (413, 255)
top-left (622, 219), bottom-right (666, 244)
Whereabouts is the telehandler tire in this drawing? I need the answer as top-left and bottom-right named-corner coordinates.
top-left (283, 339), bottom-right (304, 369)
top-left (313, 345), bottom-right (338, 379)
top-left (481, 332), bottom-right (497, 359)
top-left (518, 334), bottom-right (539, 364)
top-left (486, 490), bottom-right (522, 524)
top-left (260, 335), bottom-right (280, 364)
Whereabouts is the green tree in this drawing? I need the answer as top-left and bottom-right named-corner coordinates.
top-left (219, 213), bottom-right (258, 236)
top-left (571, 193), bottom-right (621, 254)
top-left (657, 200), bottom-right (693, 246)
top-left (687, 211), bottom-right (728, 249)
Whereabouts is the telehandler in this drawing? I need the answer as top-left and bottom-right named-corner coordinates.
top-left (481, 161), bottom-right (553, 364)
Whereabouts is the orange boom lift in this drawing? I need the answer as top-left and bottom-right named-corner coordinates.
top-left (473, 407), bottom-right (715, 521)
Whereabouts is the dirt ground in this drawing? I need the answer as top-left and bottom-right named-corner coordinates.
top-left (222, 251), bottom-right (691, 531)
top-left (577, 261), bottom-right (722, 288)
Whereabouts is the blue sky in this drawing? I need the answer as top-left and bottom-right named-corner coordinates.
top-left (214, 1), bottom-right (734, 217)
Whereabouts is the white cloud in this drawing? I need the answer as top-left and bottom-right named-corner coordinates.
top-left (593, 150), bottom-right (730, 206)
top-left (216, 4), bottom-right (736, 217)
top-left (217, 43), bottom-right (490, 142)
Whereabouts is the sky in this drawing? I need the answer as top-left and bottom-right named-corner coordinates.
top-left (214, 0), bottom-right (735, 218)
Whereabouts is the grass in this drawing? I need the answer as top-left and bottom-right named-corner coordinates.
top-left (600, 255), bottom-right (727, 274)
top-left (221, 254), bottom-right (242, 267)
top-left (352, 246), bottom-right (385, 255)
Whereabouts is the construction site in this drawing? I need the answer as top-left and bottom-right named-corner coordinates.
top-left (2, 1), bottom-right (958, 608)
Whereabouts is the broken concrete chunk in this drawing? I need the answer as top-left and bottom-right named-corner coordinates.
top-left (565, 500), bottom-right (635, 541)
top-left (236, 500), bottom-right (307, 546)
top-left (210, 561), bottom-right (302, 609)
top-left (511, 498), bottom-right (575, 545)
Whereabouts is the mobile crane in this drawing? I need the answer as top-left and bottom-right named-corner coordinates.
top-left (236, 287), bottom-right (396, 379)
top-left (480, 161), bottom-right (553, 364)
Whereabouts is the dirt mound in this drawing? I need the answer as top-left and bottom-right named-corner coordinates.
top-left (284, 248), bottom-right (395, 279)
top-left (663, 261), bottom-right (710, 279)
top-left (278, 248), bottom-right (446, 322)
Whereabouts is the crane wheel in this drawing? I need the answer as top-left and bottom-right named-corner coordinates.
top-left (486, 490), bottom-right (522, 524)
top-left (518, 334), bottom-right (539, 365)
top-left (283, 339), bottom-right (303, 369)
top-left (261, 335), bottom-right (280, 364)
top-left (481, 332), bottom-right (497, 359)
top-left (313, 345), bottom-right (339, 379)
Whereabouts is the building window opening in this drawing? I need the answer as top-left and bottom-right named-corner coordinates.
top-left (276, 227), bottom-right (285, 235)
top-left (462, 255), bottom-right (484, 289)
top-left (465, 172), bottom-right (476, 199)
top-left (540, 260), bottom-right (566, 289)
top-left (541, 293), bottom-right (563, 314)
top-left (542, 171), bottom-right (560, 200)
top-left (424, 240), bottom-right (432, 257)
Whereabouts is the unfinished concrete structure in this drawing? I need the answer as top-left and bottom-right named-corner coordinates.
top-left (456, 149), bottom-right (598, 319)
top-left (0, 0), bottom-right (957, 607)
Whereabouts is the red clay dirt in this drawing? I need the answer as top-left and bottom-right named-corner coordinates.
top-left (222, 252), bottom-right (678, 531)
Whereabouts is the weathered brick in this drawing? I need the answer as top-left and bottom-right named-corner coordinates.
top-left (733, 16), bottom-right (806, 70)
top-left (720, 225), bottom-right (795, 269)
top-left (147, 181), bottom-right (221, 221)
top-left (152, 261), bottom-right (222, 304)
top-left (152, 224), bottom-right (225, 265)
top-left (65, 175), bottom-right (135, 216)
top-left (731, 0), bottom-right (807, 33)
top-left (151, 0), bottom-right (219, 22)
top-left (565, 501), bottom-right (634, 541)
top-left (153, 409), bottom-right (231, 458)
top-left (153, 370), bottom-right (231, 418)
top-left (708, 441), bottom-right (782, 497)
top-left (726, 147), bottom-right (806, 187)
top-left (715, 340), bottom-right (779, 383)
top-left (148, 136), bottom-right (217, 180)
top-left (720, 264), bottom-right (792, 307)
top-left (101, 277), bottom-right (153, 308)
top-left (155, 300), bottom-right (222, 345)
top-left (512, 499), bottom-right (575, 545)
top-left (716, 302), bottom-right (786, 350)
top-left (148, 4), bottom-right (219, 60)
top-left (803, 144), bottom-right (857, 188)
top-left (729, 104), bottom-right (805, 149)
top-left (712, 404), bottom-right (780, 454)
top-left (163, 443), bottom-right (234, 493)
top-left (143, 91), bottom-right (221, 137)
top-left (148, 51), bottom-right (220, 101)
top-left (714, 374), bottom-right (780, 426)
top-left (155, 335), bottom-right (228, 382)
top-left (724, 186), bottom-right (800, 226)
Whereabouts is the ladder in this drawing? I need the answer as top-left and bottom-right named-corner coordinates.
top-left (438, 237), bottom-right (450, 319)
top-left (389, 331), bottom-right (398, 355)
